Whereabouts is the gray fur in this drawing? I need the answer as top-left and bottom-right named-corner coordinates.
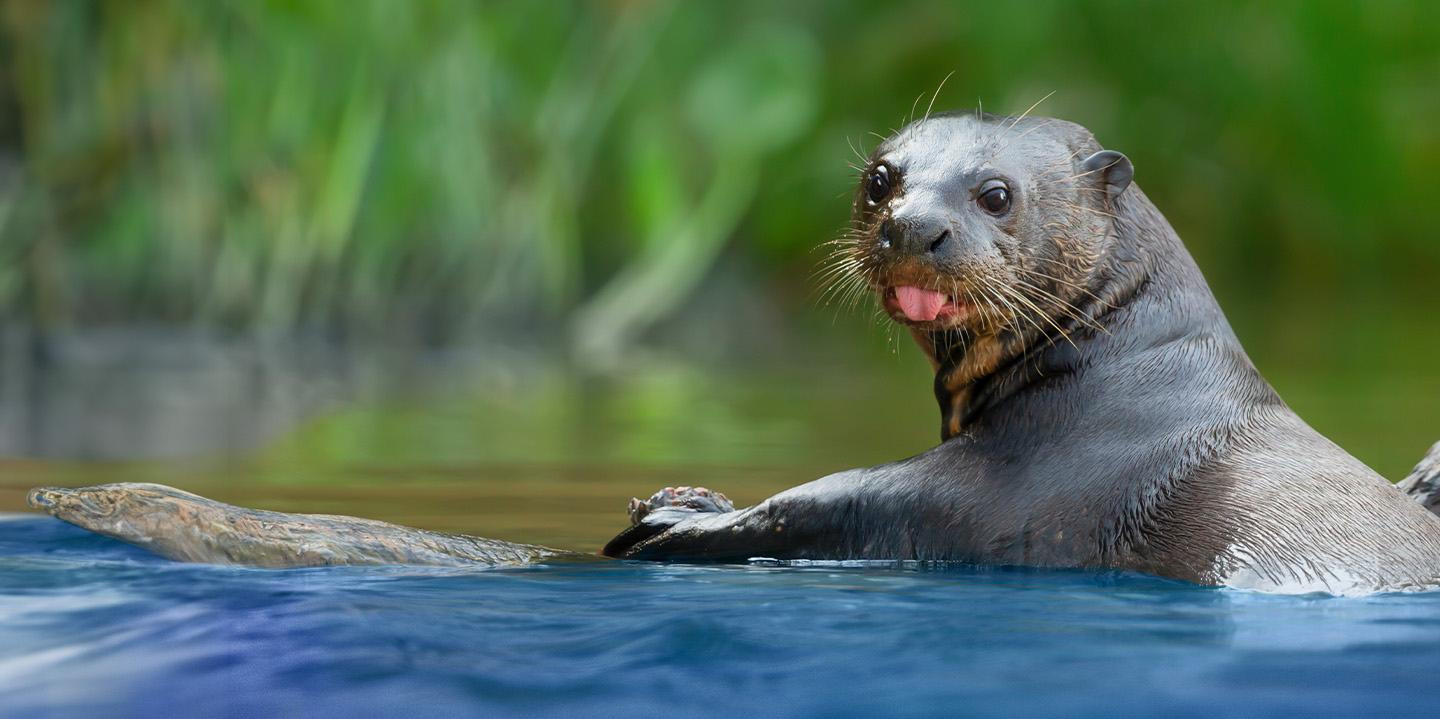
top-left (1398, 442), bottom-right (1440, 516)
top-left (605, 112), bottom-right (1440, 595)
top-left (24, 112), bottom-right (1440, 594)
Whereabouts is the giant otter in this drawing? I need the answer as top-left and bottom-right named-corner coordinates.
top-left (26, 110), bottom-right (1440, 595)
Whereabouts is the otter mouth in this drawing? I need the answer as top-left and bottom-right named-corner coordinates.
top-left (882, 286), bottom-right (967, 325)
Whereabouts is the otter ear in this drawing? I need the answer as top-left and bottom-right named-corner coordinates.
top-left (1082, 150), bottom-right (1133, 198)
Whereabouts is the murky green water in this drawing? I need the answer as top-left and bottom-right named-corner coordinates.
top-left (4, 335), bottom-right (1439, 717)
top-left (4, 347), bottom-right (1436, 554)
top-left (1, 353), bottom-right (947, 550)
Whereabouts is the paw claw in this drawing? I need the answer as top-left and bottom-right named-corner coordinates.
top-left (625, 485), bottom-right (736, 525)
top-left (627, 497), bottom-right (649, 525)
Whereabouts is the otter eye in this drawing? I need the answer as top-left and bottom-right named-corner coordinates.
top-left (866, 166), bottom-right (891, 204)
top-left (978, 186), bottom-right (1010, 215)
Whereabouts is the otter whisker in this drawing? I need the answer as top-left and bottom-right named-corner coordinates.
top-left (1016, 262), bottom-right (1095, 289)
top-left (956, 279), bottom-right (991, 332)
top-left (972, 274), bottom-right (1029, 335)
top-left (814, 259), bottom-right (861, 281)
top-left (815, 248), bottom-right (861, 266)
top-left (980, 272), bottom-right (1023, 330)
top-left (1027, 255), bottom-right (1089, 273)
top-left (812, 260), bottom-right (866, 308)
top-left (972, 292), bottom-right (1008, 339)
top-left (924, 71), bottom-right (957, 124)
top-left (832, 259), bottom-right (878, 312)
top-left (982, 281), bottom-right (1055, 348)
top-left (908, 90), bottom-right (929, 126)
top-left (991, 119), bottom-right (1057, 160)
top-left (888, 308), bottom-right (905, 356)
top-left (847, 135), bottom-right (868, 163)
top-left (814, 255), bottom-right (859, 275)
top-left (815, 280), bottom-right (861, 314)
top-left (812, 254), bottom-right (857, 275)
top-left (840, 278), bottom-right (875, 315)
top-left (812, 267), bottom-right (861, 303)
top-left (987, 91), bottom-right (1056, 150)
top-left (821, 282), bottom-right (873, 326)
top-left (984, 284), bottom-right (1048, 350)
top-left (816, 240), bottom-right (860, 254)
top-left (1014, 287), bottom-right (1112, 337)
top-left (871, 296), bottom-right (899, 343)
top-left (825, 263), bottom-right (868, 298)
top-left (1038, 164), bottom-right (1119, 188)
top-left (1016, 266), bottom-right (1116, 310)
top-left (985, 276), bottom-right (1080, 351)
top-left (813, 271), bottom-right (856, 297)
top-left (1038, 148), bottom-right (1084, 179)
top-left (1012, 276), bottom-right (1113, 337)
top-left (1040, 199), bottom-right (1118, 219)
top-left (812, 252), bottom-right (861, 277)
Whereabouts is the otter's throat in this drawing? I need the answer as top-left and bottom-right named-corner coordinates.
top-left (928, 327), bottom-right (1087, 441)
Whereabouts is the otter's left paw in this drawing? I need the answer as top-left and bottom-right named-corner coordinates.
top-left (627, 486), bottom-right (734, 526)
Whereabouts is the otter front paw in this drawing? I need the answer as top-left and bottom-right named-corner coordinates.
top-left (627, 486), bottom-right (734, 526)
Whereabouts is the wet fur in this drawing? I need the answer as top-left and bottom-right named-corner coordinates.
top-left (607, 111), bottom-right (1440, 593)
top-left (26, 111), bottom-right (1440, 593)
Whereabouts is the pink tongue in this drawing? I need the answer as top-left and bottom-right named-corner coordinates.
top-left (895, 286), bottom-right (947, 322)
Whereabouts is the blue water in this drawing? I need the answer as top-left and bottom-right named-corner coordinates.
top-left (4, 514), bottom-right (1440, 718)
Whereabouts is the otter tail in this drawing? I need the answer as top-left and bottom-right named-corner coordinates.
top-left (1398, 441), bottom-right (1440, 518)
top-left (27, 483), bottom-right (582, 568)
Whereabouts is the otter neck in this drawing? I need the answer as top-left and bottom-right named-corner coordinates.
top-left (921, 193), bottom-right (1159, 441)
top-left (925, 325), bottom-right (1086, 441)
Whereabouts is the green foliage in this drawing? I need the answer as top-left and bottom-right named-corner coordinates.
top-left (1, 0), bottom-right (1438, 361)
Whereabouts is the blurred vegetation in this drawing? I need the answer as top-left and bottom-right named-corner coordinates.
top-left (2, 1), bottom-right (1438, 343)
top-left (0, 0), bottom-right (830, 352)
top-left (0, 1), bottom-right (1438, 472)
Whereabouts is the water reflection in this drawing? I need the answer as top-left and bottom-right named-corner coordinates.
top-left (5, 516), bottom-right (1439, 717)
top-left (0, 329), bottom-right (355, 460)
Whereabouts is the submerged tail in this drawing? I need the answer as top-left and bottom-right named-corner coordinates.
top-left (1399, 441), bottom-right (1440, 517)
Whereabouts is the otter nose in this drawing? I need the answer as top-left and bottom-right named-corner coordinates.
top-left (882, 216), bottom-right (954, 257)
top-left (927, 229), bottom-right (951, 254)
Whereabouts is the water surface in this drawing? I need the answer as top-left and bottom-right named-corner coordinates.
top-left (3, 351), bottom-right (1440, 717)
top-left (3, 514), bottom-right (1440, 718)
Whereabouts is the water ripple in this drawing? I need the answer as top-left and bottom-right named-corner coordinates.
top-left (4, 515), bottom-right (1440, 718)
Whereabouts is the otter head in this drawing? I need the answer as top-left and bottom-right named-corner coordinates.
top-left (841, 111), bottom-right (1134, 369)
top-left (836, 111), bottom-right (1138, 436)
